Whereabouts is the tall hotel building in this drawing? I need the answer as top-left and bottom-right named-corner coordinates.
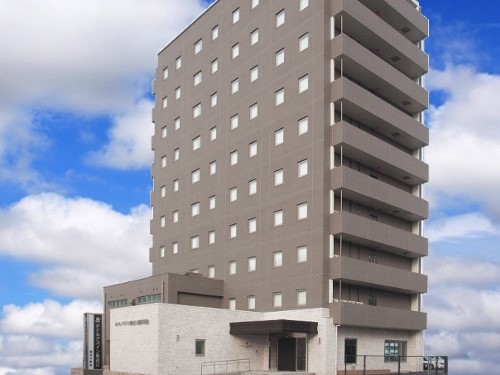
top-left (103, 0), bottom-right (429, 374)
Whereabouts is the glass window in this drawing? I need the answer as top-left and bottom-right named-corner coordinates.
top-left (211, 58), bottom-right (218, 73)
top-left (212, 25), bottom-right (219, 41)
top-left (161, 126), bottom-right (167, 138)
top-left (208, 265), bottom-right (215, 278)
top-left (162, 96), bottom-right (168, 109)
top-left (298, 159), bottom-right (308, 177)
top-left (193, 103), bottom-right (201, 118)
top-left (230, 150), bottom-right (238, 166)
top-left (160, 185), bottom-right (166, 198)
top-left (248, 180), bottom-right (257, 195)
top-left (274, 128), bottom-right (284, 145)
top-left (209, 160), bottom-right (216, 175)
top-left (248, 256), bottom-right (257, 271)
top-left (384, 340), bottom-right (407, 362)
top-left (229, 187), bottom-right (238, 202)
top-left (300, 0), bottom-right (309, 11)
top-left (173, 179), bottom-right (179, 192)
top-left (275, 88), bottom-right (284, 106)
top-left (299, 33), bottom-right (309, 52)
top-left (161, 155), bottom-right (167, 168)
top-left (228, 298), bottom-right (236, 310)
top-left (299, 74), bottom-right (309, 93)
top-left (276, 9), bottom-right (285, 28)
top-left (250, 65), bottom-right (259, 82)
top-left (232, 8), bottom-right (240, 24)
top-left (160, 215), bottom-right (166, 228)
top-left (297, 290), bottom-right (307, 305)
top-left (210, 126), bottom-right (217, 141)
top-left (275, 48), bottom-right (285, 67)
top-left (192, 136), bottom-right (201, 151)
top-left (274, 251), bottom-right (283, 267)
top-left (249, 103), bottom-right (258, 119)
top-left (231, 78), bottom-right (239, 94)
top-left (230, 114), bottom-right (239, 130)
top-left (250, 28), bottom-right (259, 46)
top-left (273, 292), bottom-right (282, 308)
top-left (345, 339), bottom-right (357, 364)
top-left (209, 230), bottom-right (216, 245)
top-left (298, 116), bottom-right (309, 135)
top-left (191, 235), bottom-right (199, 249)
top-left (172, 210), bottom-right (179, 223)
top-left (174, 148), bottom-right (180, 161)
top-left (248, 218), bottom-right (257, 233)
top-left (195, 339), bottom-right (205, 356)
top-left (174, 117), bottom-right (181, 130)
top-left (274, 169), bottom-right (284, 186)
top-left (249, 141), bottom-right (258, 158)
top-left (251, 0), bottom-right (259, 9)
top-left (297, 245), bottom-right (308, 262)
top-left (162, 66), bottom-right (168, 79)
top-left (160, 246), bottom-right (165, 258)
top-left (175, 56), bottom-right (182, 70)
top-left (192, 169), bottom-right (200, 183)
top-left (274, 210), bottom-right (283, 226)
top-left (298, 202), bottom-right (308, 220)
top-left (209, 195), bottom-right (216, 210)
top-left (248, 295), bottom-right (256, 310)
top-left (229, 224), bottom-right (237, 238)
top-left (175, 86), bottom-right (181, 99)
top-left (194, 39), bottom-right (202, 54)
top-left (229, 261), bottom-right (237, 275)
top-left (232, 43), bottom-right (240, 59)
top-left (193, 71), bottom-right (202, 86)
top-left (210, 92), bottom-right (218, 107)
top-left (172, 242), bottom-right (178, 254)
top-left (191, 202), bottom-right (200, 217)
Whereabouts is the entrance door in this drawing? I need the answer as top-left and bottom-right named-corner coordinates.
top-left (278, 338), bottom-right (296, 371)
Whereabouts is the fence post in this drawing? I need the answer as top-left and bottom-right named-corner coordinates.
top-left (344, 358), bottom-right (347, 375)
top-left (363, 355), bottom-right (366, 375)
top-left (398, 355), bottom-right (401, 375)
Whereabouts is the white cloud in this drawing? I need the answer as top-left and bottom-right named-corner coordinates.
top-left (0, 193), bottom-right (151, 298)
top-left (426, 212), bottom-right (498, 242)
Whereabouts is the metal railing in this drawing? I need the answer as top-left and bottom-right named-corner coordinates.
top-left (201, 358), bottom-right (250, 375)
top-left (339, 355), bottom-right (448, 375)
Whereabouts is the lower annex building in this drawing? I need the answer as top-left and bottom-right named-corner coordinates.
top-left (102, 0), bottom-right (429, 374)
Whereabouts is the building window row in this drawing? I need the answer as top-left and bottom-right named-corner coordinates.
top-left (228, 289), bottom-right (308, 311)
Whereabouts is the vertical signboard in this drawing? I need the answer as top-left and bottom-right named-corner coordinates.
top-left (83, 313), bottom-right (102, 370)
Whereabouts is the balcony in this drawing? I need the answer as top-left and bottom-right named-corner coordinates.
top-left (331, 211), bottom-right (428, 258)
top-left (330, 256), bottom-right (427, 294)
top-left (330, 300), bottom-right (427, 330)
top-left (332, 0), bottom-right (427, 79)
top-left (332, 122), bottom-right (428, 185)
top-left (332, 34), bottom-right (428, 115)
top-left (331, 166), bottom-right (428, 221)
top-left (332, 77), bottom-right (428, 149)
top-left (359, 0), bottom-right (428, 43)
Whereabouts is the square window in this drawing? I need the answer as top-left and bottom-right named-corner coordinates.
top-left (193, 103), bottom-right (201, 118)
top-left (229, 187), bottom-right (238, 202)
top-left (172, 242), bottom-right (178, 254)
top-left (298, 159), bottom-right (308, 177)
top-left (249, 103), bottom-right (258, 120)
top-left (194, 39), bottom-right (202, 55)
top-left (247, 295), bottom-right (256, 310)
top-left (209, 230), bottom-right (216, 245)
top-left (232, 8), bottom-right (240, 24)
top-left (192, 136), bottom-right (201, 151)
top-left (175, 56), bottom-right (182, 70)
top-left (193, 71), bottom-right (202, 86)
top-left (173, 179), bottom-right (179, 192)
top-left (191, 235), bottom-right (199, 249)
top-left (274, 169), bottom-right (284, 186)
top-left (297, 290), bottom-right (307, 305)
top-left (210, 92), bottom-right (218, 107)
top-left (160, 215), bottom-right (166, 228)
top-left (298, 202), bottom-right (308, 220)
top-left (209, 195), bottom-right (216, 210)
top-left (195, 339), bottom-right (205, 356)
top-left (210, 127), bottom-right (217, 141)
top-left (228, 298), bottom-right (236, 310)
top-left (162, 66), bottom-right (168, 79)
top-left (274, 128), bottom-right (284, 145)
top-left (230, 114), bottom-right (239, 130)
top-left (208, 265), bottom-right (215, 278)
top-left (345, 339), bottom-right (357, 364)
top-left (249, 179), bottom-right (257, 195)
top-left (212, 25), bottom-right (219, 41)
top-left (229, 261), bottom-right (236, 275)
top-left (231, 78), bottom-right (239, 94)
top-left (275, 48), bottom-right (285, 67)
top-left (161, 155), bottom-right (167, 168)
top-left (248, 218), bottom-right (257, 233)
top-left (232, 43), bottom-right (240, 59)
top-left (230, 150), bottom-right (238, 166)
top-left (251, 0), bottom-right (259, 9)
top-left (162, 96), bottom-right (168, 109)
top-left (191, 202), bottom-right (201, 218)
top-left (174, 117), bottom-right (181, 130)
top-left (299, 33), bottom-right (309, 52)
top-left (275, 88), bottom-right (284, 106)
top-left (300, 0), bottom-right (309, 11)
top-left (250, 28), bottom-right (259, 46)
top-left (297, 245), bottom-right (308, 263)
top-left (298, 116), bottom-right (309, 135)
top-left (276, 9), bottom-right (285, 28)
top-left (161, 126), bottom-right (167, 138)
top-left (274, 210), bottom-right (283, 227)
top-left (211, 58), bottom-right (218, 73)
top-left (273, 251), bottom-right (283, 267)
top-left (273, 292), bottom-right (282, 308)
top-left (172, 210), bottom-right (179, 223)
top-left (175, 86), bottom-right (181, 99)
top-left (249, 141), bottom-right (258, 158)
top-left (299, 74), bottom-right (309, 93)
top-left (160, 185), bottom-right (167, 198)
top-left (174, 148), bottom-right (180, 161)
top-left (192, 169), bottom-right (200, 184)
top-left (191, 202), bottom-right (200, 217)
top-left (209, 160), bottom-right (216, 175)
top-left (250, 65), bottom-right (259, 82)
top-left (230, 224), bottom-right (237, 239)
top-left (248, 256), bottom-right (257, 271)
top-left (160, 246), bottom-right (165, 258)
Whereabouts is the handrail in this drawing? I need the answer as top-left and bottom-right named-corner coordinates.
top-left (201, 358), bottom-right (250, 375)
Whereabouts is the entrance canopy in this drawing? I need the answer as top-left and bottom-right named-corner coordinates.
top-left (230, 319), bottom-right (318, 336)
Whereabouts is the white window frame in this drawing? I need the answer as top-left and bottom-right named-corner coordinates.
top-left (248, 256), bottom-right (257, 271)
top-left (173, 179), bottom-right (179, 192)
top-left (161, 155), bottom-right (167, 168)
top-left (191, 235), bottom-right (200, 249)
top-left (231, 78), bottom-right (239, 94)
top-left (276, 9), bottom-right (285, 28)
top-left (191, 202), bottom-right (200, 217)
top-left (162, 96), bottom-right (168, 109)
top-left (210, 126), bottom-right (217, 141)
top-left (300, 0), bottom-right (309, 11)
top-left (212, 25), bottom-right (219, 41)
top-left (160, 185), bottom-right (166, 198)
top-left (175, 86), bottom-right (181, 99)
top-left (163, 66), bottom-right (168, 79)
top-left (298, 159), bottom-right (308, 177)
top-left (160, 246), bottom-right (165, 258)
top-left (232, 8), bottom-right (240, 24)
top-left (209, 195), bottom-right (216, 210)
top-left (299, 74), bottom-right (309, 93)
top-left (251, 0), bottom-right (259, 9)
top-left (273, 292), bottom-right (283, 308)
top-left (172, 242), bottom-right (178, 254)
top-left (209, 160), bottom-right (216, 175)
top-left (191, 169), bottom-right (200, 184)
top-left (211, 58), bottom-right (218, 73)
top-left (209, 230), bottom-right (216, 245)
top-left (248, 179), bottom-right (257, 196)
top-left (248, 295), bottom-right (256, 310)
top-left (232, 43), bottom-right (240, 59)
top-left (230, 114), bottom-right (239, 130)
top-left (298, 116), bottom-right (309, 135)
top-left (275, 48), bottom-right (285, 67)
top-left (192, 136), bottom-right (201, 151)
top-left (275, 88), bottom-right (284, 106)
top-left (210, 92), bottom-right (218, 107)
top-left (161, 126), bottom-right (167, 138)
top-left (160, 215), bottom-right (166, 228)
top-left (174, 148), bottom-right (180, 161)
top-left (297, 289), bottom-right (307, 305)
top-left (194, 38), bottom-right (203, 55)
top-left (175, 56), bottom-right (182, 70)
top-left (297, 202), bottom-right (308, 220)
top-left (249, 141), bottom-right (258, 158)
top-left (193, 103), bottom-right (201, 119)
top-left (229, 187), bottom-right (238, 202)
top-left (274, 169), bottom-right (284, 186)
top-left (274, 251), bottom-right (283, 268)
top-left (174, 117), bottom-right (181, 130)
top-left (299, 33), bottom-right (309, 52)
top-left (172, 210), bottom-right (179, 223)
top-left (208, 265), bottom-right (215, 278)
top-left (249, 103), bottom-right (258, 120)
top-left (230, 224), bottom-right (237, 239)
top-left (297, 245), bottom-right (308, 263)
top-left (274, 128), bottom-right (284, 146)
top-left (250, 28), bottom-right (259, 46)
top-left (250, 65), bottom-right (259, 82)
top-left (230, 151), bottom-right (238, 166)
top-left (193, 71), bottom-right (202, 86)
top-left (274, 210), bottom-right (283, 227)
top-left (248, 218), bottom-right (257, 234)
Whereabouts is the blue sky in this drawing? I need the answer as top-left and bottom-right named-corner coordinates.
top-left (1, 0), bottom-right (500, 374)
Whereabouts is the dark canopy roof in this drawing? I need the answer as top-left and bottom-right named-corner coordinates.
top-left (230, 319), bottom-right (318, 336)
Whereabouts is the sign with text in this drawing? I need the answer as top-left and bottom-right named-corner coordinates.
top-left (83, 313), bottom-right (102, 370)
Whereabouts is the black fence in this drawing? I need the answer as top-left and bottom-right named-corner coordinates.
top-left (339, 355), bottom-right (448, 375)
